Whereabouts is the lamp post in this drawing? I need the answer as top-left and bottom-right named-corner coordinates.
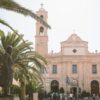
top-left (72, 79), bottom-right (79, 100)
top-left (71, 79), bottom-right (79, 100)
top-left (66, 76), bottom-right (79, 100)
top-left (66, 76), bottom-right (70, 94)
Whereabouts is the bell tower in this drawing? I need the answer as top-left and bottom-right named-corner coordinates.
top-left (35, 4), bottom-right (48, 56)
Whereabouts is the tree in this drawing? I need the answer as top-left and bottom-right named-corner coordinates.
top-left (0, 30), bottom-right (47, 98)
top-left (14, 62), bottom-right (45, 100)
top-left (0, 0), bottom-right (51, 32)
top-left (11, 84), bottom-right (20, 95)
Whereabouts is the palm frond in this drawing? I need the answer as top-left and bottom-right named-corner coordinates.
top-left (0, 19), bottom-right (19, 34)
top-left (0, 0), bottom-right (51, 28)
top-left (0, 31), bottom-right (47, 94)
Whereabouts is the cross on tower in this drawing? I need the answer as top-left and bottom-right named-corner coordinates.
top-left (73, 29), bottom-right (76, 33)
top-left (41, 3), bottom-right (44, 9)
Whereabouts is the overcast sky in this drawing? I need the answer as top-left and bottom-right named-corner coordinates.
top-left (0, 0), bottom-right (100, 53)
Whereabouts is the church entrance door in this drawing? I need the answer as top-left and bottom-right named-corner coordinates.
top-left (51, 80), bottom-right (59, 92)
top-left (91, 80), bottom-right (99, 95)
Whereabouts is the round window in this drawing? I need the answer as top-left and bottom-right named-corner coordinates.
top-left (73, 49), bottom-right (77, 53)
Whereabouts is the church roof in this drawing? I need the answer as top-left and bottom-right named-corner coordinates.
top-left (61, 33), bottom-right (88, 45)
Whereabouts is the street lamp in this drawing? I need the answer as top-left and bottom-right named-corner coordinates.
top-left (65, 76), bottom-right (70, 94)
top-left (71, 79), bottom-right (79, 100)
top-left (66, 76), bottom-right (79, 100)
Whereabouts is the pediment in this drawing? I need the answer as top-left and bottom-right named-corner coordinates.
top-left (67, 34), bottom-right (82, 42)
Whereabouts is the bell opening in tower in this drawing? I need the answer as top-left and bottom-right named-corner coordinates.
top-left (39, 26), bottom-right (44, 35)
top-left (40, 15), bottom-right (44, 19)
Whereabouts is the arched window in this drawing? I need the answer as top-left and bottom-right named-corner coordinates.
top-left (40, 15), bottom-right (44, 19)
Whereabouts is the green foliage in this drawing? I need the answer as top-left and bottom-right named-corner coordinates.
top-left (11, 84), bottom-right (20, 95)
top-left (0, 0), bottom-right (50, 32)
top-left (0, 31), bottom-right (47, 98)
top-left (26, 81), bottom-right (44, 94)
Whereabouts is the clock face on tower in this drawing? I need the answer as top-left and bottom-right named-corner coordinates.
top-left (73, 49), bottom-right (77, 53)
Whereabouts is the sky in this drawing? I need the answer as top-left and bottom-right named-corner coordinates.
top-left (0, 0), bottom-right (100, 53)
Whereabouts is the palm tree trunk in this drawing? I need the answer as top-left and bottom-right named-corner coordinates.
top-left (20, 81), bottom-right (26, 100)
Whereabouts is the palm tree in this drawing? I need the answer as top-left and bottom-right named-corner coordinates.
top-left (0, 0), bottom-right (51, 32)
top-left (0, 30), bottom-right (47, 97)
top-left (14, 63), bottom-right (44, 100)
top-left (0, 30), bottom-right (27, 95)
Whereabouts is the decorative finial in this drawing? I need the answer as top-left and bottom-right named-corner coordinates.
top-left (40, 3), bottom-right (44, 9)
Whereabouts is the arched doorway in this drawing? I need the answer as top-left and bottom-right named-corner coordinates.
top-left (51, 80), bottom-right (59, 92)
top-left (91, 80), bottom-right (99, 95)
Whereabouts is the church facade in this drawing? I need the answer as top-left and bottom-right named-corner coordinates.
top-left (35, 7), bottom-right (100, 95)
